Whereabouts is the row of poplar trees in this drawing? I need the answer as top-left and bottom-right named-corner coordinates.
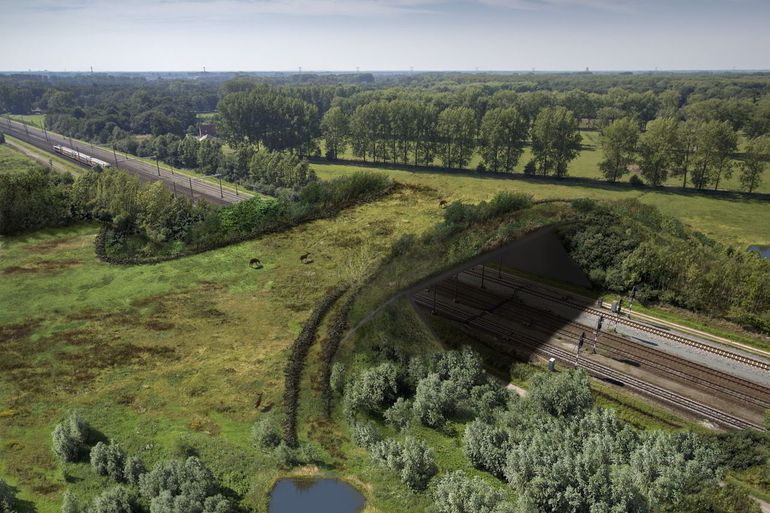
top-left (321, 101), bottom-right (582, 176)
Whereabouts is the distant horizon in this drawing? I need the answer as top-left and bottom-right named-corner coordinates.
top-left (2, 0), bottom-right (769, 72)
top-left (3, 68), bottom-right (770, 74)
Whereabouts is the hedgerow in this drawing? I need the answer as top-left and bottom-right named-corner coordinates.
top-left (282, 285), bottom-right (348, 447)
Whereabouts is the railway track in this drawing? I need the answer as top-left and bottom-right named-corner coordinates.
top-left (434, 279), bottom-right (770, 410)
top-left (414, 288), bottom-right (764, 430)
top-left (1, 117), bottom-right (248, 205)
top-left (465, 266), bottom-right (770, 372)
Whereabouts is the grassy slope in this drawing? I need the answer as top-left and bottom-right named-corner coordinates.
top-left (313, 162), bottom-right (770, 248)
top-left (0, 143), bottom-right (44, 175)
top-left (4, 136), bottom-right (85, 176)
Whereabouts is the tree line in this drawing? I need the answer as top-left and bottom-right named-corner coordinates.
top-left (3, 72), bottom-right (770, 190)
top-left (600, 116), bottom-right (770, 191)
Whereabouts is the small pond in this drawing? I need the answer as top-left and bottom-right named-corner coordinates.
top-left (268, 478), bottom-right (365, 513)
top-left (748, 245), bottom-right (770, 259)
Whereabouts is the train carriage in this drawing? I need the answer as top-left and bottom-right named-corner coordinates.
top-left (53, 145), bottom-right (111, 169)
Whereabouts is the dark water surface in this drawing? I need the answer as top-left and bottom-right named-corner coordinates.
top-left (748, 245), bottom-right (770, 259)
top-left (268, 478), bottom-right (365, 513)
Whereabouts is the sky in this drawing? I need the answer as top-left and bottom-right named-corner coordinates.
top-left (0, 0), bottom-right (768, 72)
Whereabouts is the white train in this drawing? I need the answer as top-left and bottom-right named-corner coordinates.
top-left (53, 145), bottom-right (111, 169)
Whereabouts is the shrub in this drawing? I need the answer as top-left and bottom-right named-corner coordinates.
top-left (412, 373), bottom-right (458, 428)
top-left (371, 437), bottom-right (437, 492)
top-left (468, 384), bottom-right (509, 420)
top-left (396, 437), bottom-right (438, 492)
top-left (478, 192), bottom-right (533, 220)
top-left (715, 430), bottom-right (768, 471)
top-left (139, 457), bottom-right (218, 503)
top-left (61, 490), bottom-right (80, 513)
top-left (251, 415), bottom-right (281, 450)
top-left (91, 441), bottom-right (127, 481)
top-left (529, 370), bottom-right (594, 418)
top-left (52, 412), bottom-right (90, 463)
top-left (92, 486), bottom-right (136, 513)
top-left (139, 457), bottom-right (232, 513)
top-left (570, 197), bottom-right (597, 212)
top-left (433, 471), bottom-right (513, 513)
top-left (124, 457), bottom-right (146, 486)
top-left (351, 422), bottom-right (382, 450)
top-left (274, 442), bottom-right (300, 468)
top-left (149, 491), bottom-right (232, 513)
top-left (464, 419), bottom-right (511, 478)
top-left (384, 398), bottom-right (413, 432)
top-left (343, 362), bottom-right (401, 418)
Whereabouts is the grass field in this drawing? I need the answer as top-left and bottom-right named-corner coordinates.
top-left (312, 161), bottom-right (770, 248)
top-left (5, 114), bottom-right (46, 128)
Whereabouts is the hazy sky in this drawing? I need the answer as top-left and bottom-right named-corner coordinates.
top-left (1, 0), bottom-right (768, 71)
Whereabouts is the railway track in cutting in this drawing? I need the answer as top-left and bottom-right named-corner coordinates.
top-left (464, 266), bottom-right (770, 372)
top-left (433, 279), bottom-right (770, 411)
top-left (413, 287), bottom-right (765, 430)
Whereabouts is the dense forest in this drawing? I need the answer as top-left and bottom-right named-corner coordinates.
top-left (2, 71), bottom-right (770, 191)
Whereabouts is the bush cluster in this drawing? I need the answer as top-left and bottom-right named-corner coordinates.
top-left (251, 414), bottom-right (282, 451)
top-left (433, 471), bottom-right (514, 513)
top-left (91, 441), bottom-right (127, 482)
top-left (139, 457), bottom-right (231, 513)
top-left (435, 192), bottom-right (533, 240)
top-left (92, 486), bottom-right (137, 513)
top-left (52, 412), bottom-right (91, 463)
top-left (370, 436), bottom-right (437, 491)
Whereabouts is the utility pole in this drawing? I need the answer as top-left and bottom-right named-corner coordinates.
top-left (593, 315), bottom-right (603, 354)
top-left (453, 274), bottom-right (459, 303)
top-left (112, 145), bottom-right (119, 169)
top-left (235, 183), bottom-right (239, 196)
top-left (155, 156), bottom-right (161, 176)
top-left (480, 264), bottom-right (486, 289)
top-left (219, 177), bottom-right (223, 198)
top-left (189, 177), bottom-right (194, 199)
top-left (172, 181), bottom-right (177, 197)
